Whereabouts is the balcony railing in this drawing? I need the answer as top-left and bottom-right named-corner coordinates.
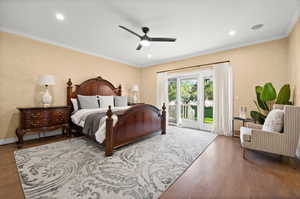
top-left (168, 102), bottom-right (213, 124)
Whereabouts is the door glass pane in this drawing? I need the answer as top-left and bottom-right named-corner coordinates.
top-left (204, 77), bottom-right (213, 124)
top-left (168, 78), bottom-right (177, 123)
top-left (180, 78), bottom-right (198, 121)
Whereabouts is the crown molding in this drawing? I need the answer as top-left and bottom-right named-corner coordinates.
top-left (0, 26), bottom-right (140, 68)
top-left (139, 34), bottom-right (288, 67)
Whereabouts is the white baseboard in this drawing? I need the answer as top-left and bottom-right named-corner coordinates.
top-left (0, 130), bottom-right (63, 145)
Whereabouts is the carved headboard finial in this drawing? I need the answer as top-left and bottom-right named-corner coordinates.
top-left (97, 76), bottom-right (103, 80)
top-left (67, 78), bottom-right (72, 87)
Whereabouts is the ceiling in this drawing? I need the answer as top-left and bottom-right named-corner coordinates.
top-left (0, 0), bottom-right (299, 67)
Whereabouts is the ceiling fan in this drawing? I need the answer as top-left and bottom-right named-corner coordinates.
top-left (119, 25), bottom-right (176, 50)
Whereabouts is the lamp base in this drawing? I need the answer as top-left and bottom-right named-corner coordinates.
top-left (132, 94), bottom-right (138, 103)
top-left (42, 87), bottom-right (52, 107)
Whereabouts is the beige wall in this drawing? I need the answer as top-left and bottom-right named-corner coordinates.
top-left (0, 32), bottom-right (141, 140)
top-left (140, 39), bottom-right (289, 117)
top-left (288, 19), bottom-right (300, 105)
top-left (0, 30), bottom-right (294, 140)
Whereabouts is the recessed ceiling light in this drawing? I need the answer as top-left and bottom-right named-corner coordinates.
top-left (251, 24), bottom-right (264, 30)
top-left (147, 54), bottom-right (152, 59)
top-left (55, 13), bottom-right (65, 21)
top-left (228, 30), bottom-right (236, 36)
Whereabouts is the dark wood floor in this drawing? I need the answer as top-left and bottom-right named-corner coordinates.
top-left (0, 135), bottom-right (299, 199)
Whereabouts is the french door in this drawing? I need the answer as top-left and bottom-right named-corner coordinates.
top-left (168, 70), bottom-right (214, 131)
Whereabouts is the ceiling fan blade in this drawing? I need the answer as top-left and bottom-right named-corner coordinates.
top-left (136, 44), bottom-right (142, 50)
top-left (119, 25), bottom-right (142, 38)
top-left (148, 37), bottom-right (176, 42)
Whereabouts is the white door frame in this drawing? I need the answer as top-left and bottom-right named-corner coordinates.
top-left (168, 69), bottom-right (213, 131)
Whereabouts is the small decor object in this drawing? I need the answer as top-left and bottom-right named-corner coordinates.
top-left (250, 83), bottom-right (293, 124)
top-left (39, 75), bottom-right (55, 107)
top-left (132, 84), bottom-right (139, 103)
top-left (239, 106), bottom-right (247, 119)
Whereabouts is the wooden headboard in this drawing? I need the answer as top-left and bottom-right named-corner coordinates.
top-left (66, 76), bottom-right (121, 106)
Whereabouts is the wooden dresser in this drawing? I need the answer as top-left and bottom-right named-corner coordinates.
top-left (16, 106), bottom-right (71, 147)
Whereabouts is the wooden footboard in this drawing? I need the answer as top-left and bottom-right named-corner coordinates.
top-left (105, 104), bottom-right (166, 156)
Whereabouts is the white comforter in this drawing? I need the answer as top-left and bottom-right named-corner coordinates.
top-left (71, 106), bottom-right (131, 143)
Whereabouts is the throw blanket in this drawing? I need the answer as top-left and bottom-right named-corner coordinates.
top-left (82, 110), bottom-right (123, 142)
top-left (82, 112), bottom-right (107, 140)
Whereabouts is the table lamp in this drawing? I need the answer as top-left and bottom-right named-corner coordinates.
top-left (132, 84), bottom-right (139, 103)
top-left (39, 75), bottom-right (55, 107)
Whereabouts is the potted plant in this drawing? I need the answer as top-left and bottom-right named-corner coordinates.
top-left (250, 83), bottom-right (293, 124)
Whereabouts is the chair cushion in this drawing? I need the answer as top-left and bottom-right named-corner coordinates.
top-left (240, 127), bottom-right (252, 144)
top-left (262, 109), bottom-right (284, 133)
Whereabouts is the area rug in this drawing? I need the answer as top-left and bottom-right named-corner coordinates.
top-left (14, 126), bottom-right (217, 199)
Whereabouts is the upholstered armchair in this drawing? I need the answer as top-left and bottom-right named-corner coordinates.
top-left (240, 105), bottom-right (300, 159)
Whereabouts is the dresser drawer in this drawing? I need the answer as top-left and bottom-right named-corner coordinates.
top-left (21, 110), bottom-right (49, 129)
top-left (23, 118), bottom-right (49, 129)
top-left (49, 109), bottom-right (69, 125)
top-left (22, 110), bottom-right (48, 120)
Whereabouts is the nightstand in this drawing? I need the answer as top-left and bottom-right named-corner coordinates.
top-left (232, 117), bottom-right (253, 137)
top-left (16, 106), bottom-right (71, 147)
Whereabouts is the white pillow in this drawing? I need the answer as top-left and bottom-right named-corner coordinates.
top-left (262, 109), bottom-right (284, 133)
top-left (77, 95), bottom-right (99, 109)
top-left (98, 96), bottom-right (114, 108)
top-left (114, 96), bottom-right (128, 107)
top-left (71, 98), bottom-right (79, 111)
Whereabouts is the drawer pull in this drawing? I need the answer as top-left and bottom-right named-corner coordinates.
top-left (31, 113), bottom-right (41, 118)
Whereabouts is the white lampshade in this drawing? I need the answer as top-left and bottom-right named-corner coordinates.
top-left (132, 84), bottom-right (139, 92)
top-left (39, 75), bottom-right (56, 86)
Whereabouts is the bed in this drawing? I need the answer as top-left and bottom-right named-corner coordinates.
top-left (67, 76), bottom-right (166, 156)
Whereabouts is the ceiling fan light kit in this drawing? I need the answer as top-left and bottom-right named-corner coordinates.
top-left (140, 39), bottom-right (150, 47)
top-left (119, 25), bottom-right (176, 50)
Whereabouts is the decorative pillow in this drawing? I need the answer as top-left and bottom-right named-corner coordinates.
top-left (114, 96), bottom-right (128, 107)
top-left (70, 98), bottom-right (79, 111)
top-left (77, 95), bottom-right (99, 109)
top-left (262, 109), bottom-right (284, 133)
top-left (98, 96), bottom-right (114, 108)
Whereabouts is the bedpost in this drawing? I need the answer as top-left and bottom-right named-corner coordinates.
top-left (105, 105), bottom-right (114, 156)
top-left (161, 103), bottom-right (166, 135)
top-left (67, 78), bottom-right (73, 106)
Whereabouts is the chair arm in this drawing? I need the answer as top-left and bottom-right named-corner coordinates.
top-left (251, 129), bottom-right (283, 138)
top-left (250, 129), bottom-right (285, 151)
top-left (246, 122), bottom-right (263, 129)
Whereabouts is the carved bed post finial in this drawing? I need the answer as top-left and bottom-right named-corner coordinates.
top-left (105, 105), bottom-right (114, 156)
top-left (118, 84), bottom-right (122, 96)
top-left (161, 103), bottom-right (166, 135)
top-left (67, 78), bottom-right (73, 106)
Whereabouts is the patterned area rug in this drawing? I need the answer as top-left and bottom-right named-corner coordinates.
top-left (15, 127), bottom-right (217, 199)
